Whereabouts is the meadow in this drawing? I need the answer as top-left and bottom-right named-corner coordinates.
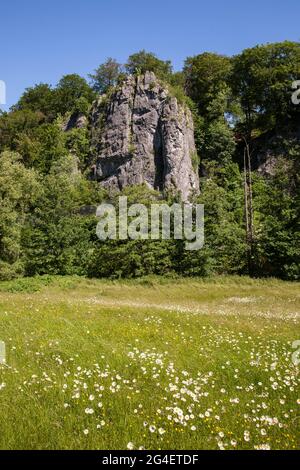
top-left (0, 275), bottom-right (299, 450)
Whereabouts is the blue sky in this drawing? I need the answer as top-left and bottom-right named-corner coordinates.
top-left (1, 0), bottom-right (299, 109)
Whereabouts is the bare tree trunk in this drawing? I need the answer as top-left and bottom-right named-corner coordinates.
top-left (243, 138), bottom-right (254, 275)
top-left (244, 148), bottom-right (251, 274)
top-left (244, 148), bottom-right (249, 239)
top-left (246, 140), bottom-right (254, 246)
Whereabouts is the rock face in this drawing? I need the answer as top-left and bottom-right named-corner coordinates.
top-left (90, 72), bottom-right (199, 200)
top-left (63, 112), bottom-right (87, 132)
top-left (245, 122), bottom-right (300, 177)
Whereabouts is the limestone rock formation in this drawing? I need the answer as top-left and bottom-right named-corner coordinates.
top-left (90, 72), bottom-right (199, 201)
top-left (63, 112), bottom-right (87, 132)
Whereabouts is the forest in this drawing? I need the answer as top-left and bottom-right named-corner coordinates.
top-left (0, 42), bottom-right (299, 281)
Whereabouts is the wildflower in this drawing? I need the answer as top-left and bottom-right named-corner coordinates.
top-left (127, 442), bottom-right (134, 450)
top-left (230, 398), bottom-right (240, 404)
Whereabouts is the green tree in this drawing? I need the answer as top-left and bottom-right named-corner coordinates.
top-left (196, 166), bottom-right (247, 275)
top-left (64, 127), bottom-right (90, 170)
top-left (13, 83), bottom-right (55, 120)
top-left (0, 151), bottom-right (40, 280)
top-left (88, 185), bottom-right (176, 278)
top-left (125, 50), bottom-right (172, 80)
top-left (183, 53), bottom-right (232, 118)
top-left (89, 58), bottom-right (123, 94)
top-left (23, 154), bottom-right (104, 276)
top-left (16, 121), bottom-right (68, 173)
top-left (54, 74), bottom-right (96, 116)
top-left (183, 53), bottom-right (236, 169)
top-left (231, 41), bottom-right (300, 134)
top-left (202, 119), bottom-right (236, 166)
top-left (253, 146), bottom-right (300, 280)
top-left (0, 109), bottom-right (44, 153)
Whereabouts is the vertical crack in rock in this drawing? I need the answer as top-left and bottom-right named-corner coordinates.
top-left (153, 120), bottom-right (164, 191)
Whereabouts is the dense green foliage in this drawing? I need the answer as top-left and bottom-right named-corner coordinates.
top-left (0, 43), bottom-right (299, 280)
top-left (0, 151), bottom-right (40, 280)
top-left (11, 74), bottom-right (96, 122)
top-left (89, 58), bottom-right (123, 94)
top-left (125, 50), bottom-right (173, 80)
top-left (231, 41), bottom-right (300, 133)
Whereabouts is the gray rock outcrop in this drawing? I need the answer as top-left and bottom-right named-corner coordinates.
top-left (90, 72), bottom-right (199, 200)
top-left (63, 112), bottom-right (87, 132)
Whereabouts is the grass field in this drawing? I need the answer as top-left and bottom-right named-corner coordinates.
top-left (0, 275), bottom-right (299, 450)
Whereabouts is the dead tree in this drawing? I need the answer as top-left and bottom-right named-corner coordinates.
top-left (243, 137), bottom-right (254, 275)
